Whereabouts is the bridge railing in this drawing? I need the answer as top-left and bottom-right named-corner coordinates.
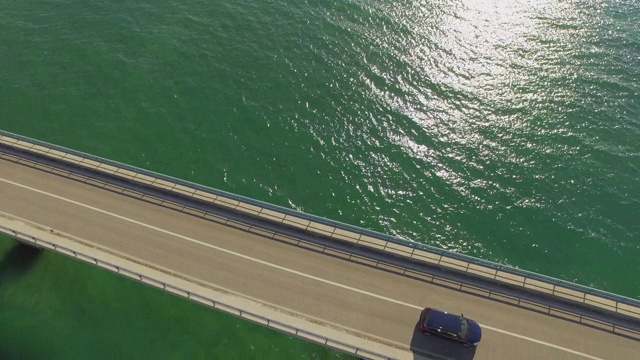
top-left (0, 224), bottom-right (391, 360)
top-left (1, 129), bottom-right (639, 322)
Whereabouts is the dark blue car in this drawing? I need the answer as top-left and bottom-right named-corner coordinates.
top-left (419, 307), bottom-right (482, 346)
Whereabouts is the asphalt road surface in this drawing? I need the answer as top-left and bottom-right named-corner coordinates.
top-left (0, 157), bottom-right (637, 360)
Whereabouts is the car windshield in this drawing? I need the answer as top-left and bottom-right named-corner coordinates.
top-left (459, 318), bottom-right (470, 338)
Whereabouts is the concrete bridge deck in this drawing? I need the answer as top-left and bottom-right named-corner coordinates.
top-left (0, 133), bottom-right (639, 359)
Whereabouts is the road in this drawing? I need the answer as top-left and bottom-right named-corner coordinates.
top-left (0, 156), bottom-right (637, 359)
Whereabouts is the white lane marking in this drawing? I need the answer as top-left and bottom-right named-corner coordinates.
top-left (0, 177), bottom-right (604, 360)
top-left (481, 325), bottom-right (602, 360)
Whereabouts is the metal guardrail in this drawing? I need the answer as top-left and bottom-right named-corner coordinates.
top-left (0, 224), bottom-right (391, 360)
top-left (1, 129), bottom-right (639, 320)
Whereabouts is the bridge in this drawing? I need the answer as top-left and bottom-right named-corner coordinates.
top-left (0, 130), bottom-right (638, 359)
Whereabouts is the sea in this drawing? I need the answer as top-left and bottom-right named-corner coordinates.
top-left (0, 0), bottom-right (638, 358)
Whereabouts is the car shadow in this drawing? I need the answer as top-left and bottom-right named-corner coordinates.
top-left (410, 321), bottom-right (477, 360)
top-left (0, 242), bottom-right (44, 284)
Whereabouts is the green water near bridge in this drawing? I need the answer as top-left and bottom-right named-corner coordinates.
top-left (0, 236), bottom-right (346, 359)
top-left (0, 0), bottom-right (638, 358)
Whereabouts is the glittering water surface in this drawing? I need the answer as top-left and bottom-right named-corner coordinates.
top-left (0, 0), bottom-right (638, 358)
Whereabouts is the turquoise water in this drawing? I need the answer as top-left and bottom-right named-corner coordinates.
top-left (0, 240), bottom-right (342, 359)
top-left (1, 0), bottom-right (639, 358)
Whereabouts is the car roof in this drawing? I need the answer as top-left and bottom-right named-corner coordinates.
top-left (427, 309), bottom-right (462, 332)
